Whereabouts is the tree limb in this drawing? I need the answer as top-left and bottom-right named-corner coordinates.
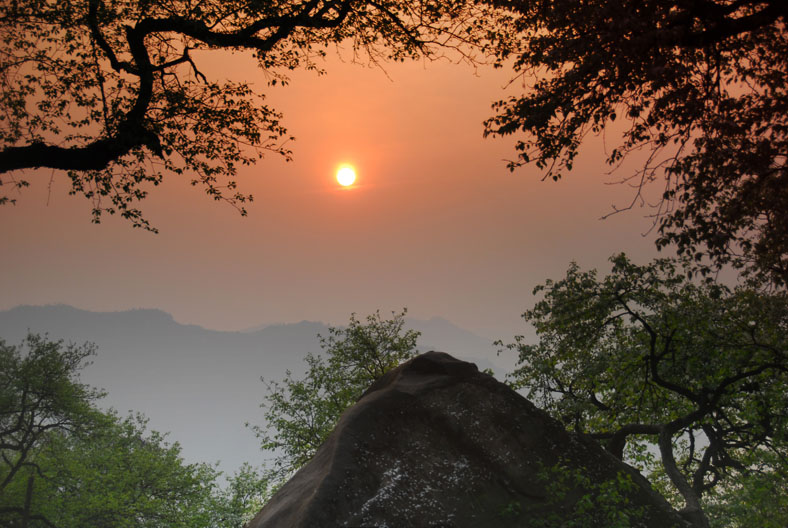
top-left (591, 423), bottom-right (662, 459)
top-left (0, 0), bottom-right (354, 175)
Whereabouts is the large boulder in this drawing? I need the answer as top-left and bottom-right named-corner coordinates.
top-left (248, 352), bottom-right (687, 527)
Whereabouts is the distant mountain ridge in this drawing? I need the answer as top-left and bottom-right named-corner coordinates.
top-left (0, 304), bottom-right (504, 473)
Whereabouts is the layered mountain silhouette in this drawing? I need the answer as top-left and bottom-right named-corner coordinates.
top-left (0, 305), bottom-right (501, 472)
top-left (249, 352), bottom-right (687, 528)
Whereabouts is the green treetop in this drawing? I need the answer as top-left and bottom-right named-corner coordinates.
top-left (503, 255), bottom-right (788, 527)
top-left (253, 309), bottom-right (420, 479)
top-left (0, 334), bottom-right (270, 528)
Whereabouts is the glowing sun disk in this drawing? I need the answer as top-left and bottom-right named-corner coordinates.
top-left (336, 166), bottom-right (356, 186)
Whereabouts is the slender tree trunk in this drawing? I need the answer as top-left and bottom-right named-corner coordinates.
top-left (658, 429), bottom-right (710, 528)
top-left (22, 474), bottom-right (34, 528)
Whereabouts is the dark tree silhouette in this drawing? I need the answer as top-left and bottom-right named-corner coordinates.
top-left (0, 0), bottom-right (494, 229)
top-left (485, 0), bottom-right (788, 286)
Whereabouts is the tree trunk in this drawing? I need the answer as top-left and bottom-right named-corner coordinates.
top-left (658, 429), bottom-right (710, 528)
top-left (22, 474), bottom-right (34, 528)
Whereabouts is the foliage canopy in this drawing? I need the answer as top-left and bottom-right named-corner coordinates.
top-left (253, 309), bottom-right (419, 479)
top-left (0, 334), bottom-right (103, 518)
top-left (0, 0), bottom-right (497, 229)
top-left (0, 334), bottom-right (268, 528)
top-left (485, 0), bottom-right (788, 285)
top-left (503, 255), bottom-right (788, 527)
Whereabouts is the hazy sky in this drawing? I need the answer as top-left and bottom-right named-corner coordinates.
top-left (1, 49), bottom-right (664, 339)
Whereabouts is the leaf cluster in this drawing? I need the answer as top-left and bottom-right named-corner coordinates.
top-left (527, 461), bottom-right (648, 528)
top-left (252, 309), bottom-right (419, 479)
top-left (0, 335), bottom-right (103, 505)
top-left (0, 334), bottom-right (267, 528)
top-left (16, 413), bottom-right (226, 528)
top-left (503, 254), bottom-right (788, 525)
top-left (484, 0), bottom-right (788, 286)
top-left (0, 0), bottom-right (504, 229)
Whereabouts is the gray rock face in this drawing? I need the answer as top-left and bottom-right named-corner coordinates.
top-left (248, 352), bottom-right (687, 528)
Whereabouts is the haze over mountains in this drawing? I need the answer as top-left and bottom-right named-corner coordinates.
top-left (0, 305), bottom-right (510, 474)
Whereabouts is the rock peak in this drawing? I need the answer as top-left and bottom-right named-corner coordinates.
top-left (248, 352), bottom-right (687, 528)
top-left (360, 351), bottom-right (482, 399)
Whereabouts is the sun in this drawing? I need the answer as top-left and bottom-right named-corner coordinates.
top-left (336, 165), bottom-right (357, 187)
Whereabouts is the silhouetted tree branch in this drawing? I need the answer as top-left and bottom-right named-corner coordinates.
top-left (0, 0), bottom-right (499, 229)
top-left (485, 0), bottom-right (788, 286)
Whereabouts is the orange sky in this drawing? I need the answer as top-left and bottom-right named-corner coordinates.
top-left (0, 49), bottom-right (663, 339)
